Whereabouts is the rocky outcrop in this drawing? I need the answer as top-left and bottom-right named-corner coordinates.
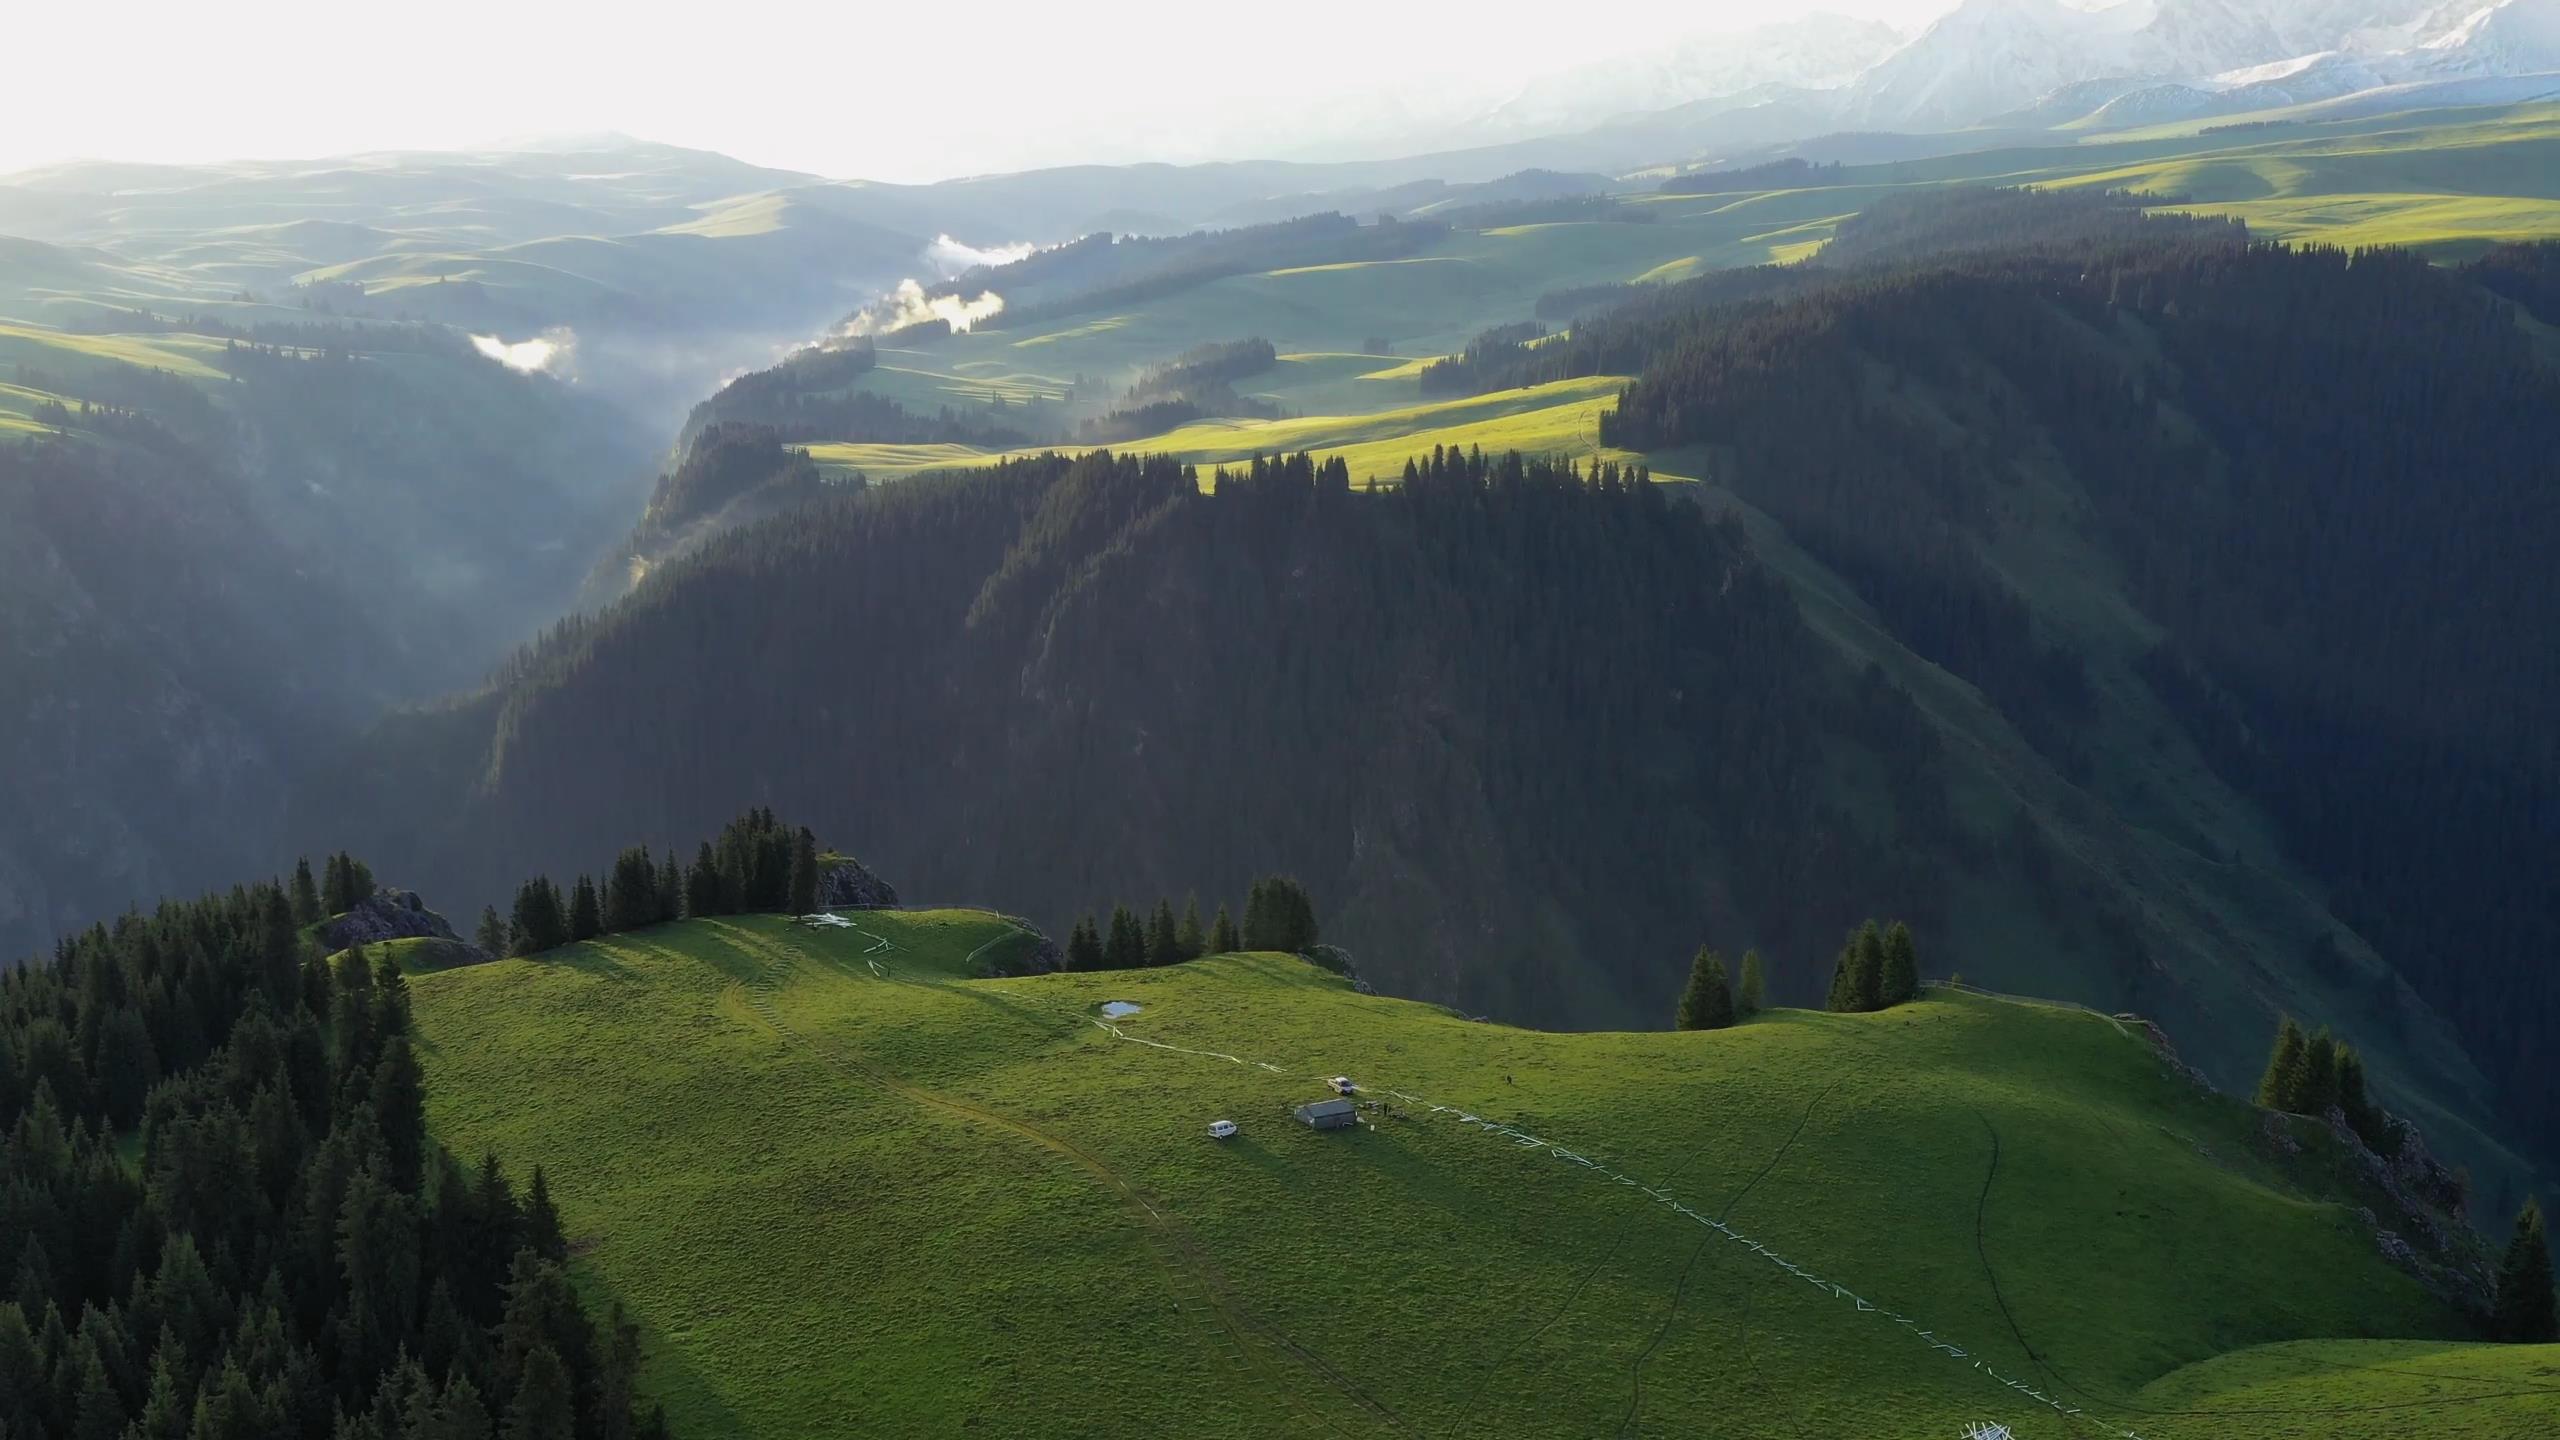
top-left (815, 855), bottom-right (899, 909)
top-left (978, 920), bottom-right (1063, 978)
top-left (1304, 944), bottom-right (1375, 994)
top-left (321, 888), bottom-right (461, 950)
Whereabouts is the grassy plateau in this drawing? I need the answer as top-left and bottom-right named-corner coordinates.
top-left (407, 912), bottom-right (2556, 1439)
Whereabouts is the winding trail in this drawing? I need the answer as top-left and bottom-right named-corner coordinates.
top-left (1612, 1076), bottom-right (1849, 1438)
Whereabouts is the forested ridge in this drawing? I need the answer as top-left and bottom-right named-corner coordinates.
top-left (339, 447), bottom-right (1979, 1026)
top-left (0, 868), bottom-right (663, 1439)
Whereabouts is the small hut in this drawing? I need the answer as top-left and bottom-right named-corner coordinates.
top-left (1294, 1098), bottom-right (1358, 1131)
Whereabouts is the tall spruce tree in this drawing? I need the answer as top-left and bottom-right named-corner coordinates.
top-left (2300, 1028), bottom-right (2341, 1115)
top-left (657, 850), bottom-right (685, 924)
top-left (1676, 947), bottom-right (1736, 1031)
top-left (2336, 1045), bottom-right (2386, 1149)
top-left (1104, 905), bottom-right (1146, 970)
top-left (603, 848), bottom-right (656, 934)
top-left (475, 906), bottom-right (508, 956)
top-left (1177, 896), bottom-right (1207, 961)
top-left (1826, 940), bottom-right (1856, 1013)
top-left (1242, 880), bottom-right (1273, 950)
top-left (1146, 900), bottom-right (1182, 968)
top-left (2492, 1198), bottom-right (2558, 1342)
top-left (289, 857), bottom-right (323, 927)
top-left (509, 878), bottom-right (560, 956)
top-left (1210, 904), bottom-right (1239, 955)
top-left (1738, 949), bottom-right (1766, 1014)
top-left (788, 828), bottom-right (820, 915)
top-left (1851, 921), bottom-right (1886, 1013)
top-left (686, 843), bottom-right (722, 919)
top-left (1880, 921), bottom-right (1919, 1006)
top-left (568, 877), bottom-right (602, 943)
top-left (2256, 1017), bottom-right (2309, 1111)
top-left (1067, 916), bottom-right (1104, 973)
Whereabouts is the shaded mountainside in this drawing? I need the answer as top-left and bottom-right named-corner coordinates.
top-left (348, 450), bottom-right (1975, 1029)
top-left (1425, 196), bottom-right (2560, 1200)
top-left (0, 329), bottom-right (654, 962)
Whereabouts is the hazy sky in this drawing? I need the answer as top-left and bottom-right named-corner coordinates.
top-left (3, 0), bottom-right (1966, 182)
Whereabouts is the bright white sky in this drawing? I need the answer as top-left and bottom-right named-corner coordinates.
top-left (2, 0), bottom-right (1964, 182)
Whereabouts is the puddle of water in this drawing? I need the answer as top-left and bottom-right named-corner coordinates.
top-left (1100, 1001), bottom-right (1142, 1019)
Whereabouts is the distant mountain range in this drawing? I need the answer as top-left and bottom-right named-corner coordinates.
top-left (1278, 0), bottom-right (2560, 171)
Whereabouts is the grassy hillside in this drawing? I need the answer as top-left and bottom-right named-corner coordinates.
top-left (407, 912), bottom-right (2544, 1439)
top-left (805, 374), bottom-right (1641, 484)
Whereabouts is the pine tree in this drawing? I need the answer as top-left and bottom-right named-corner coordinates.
top-left (524, 1166), bottom-right (568, 1265)
top-left (657, 850), bottom-right (685, 924)
top-left (1675, 946), bottom-right (1735, 1031)
top-left (2300, 1027), bottom-right (2341, 1115)
top-left (1210, 904), bottom-right (1239, 955)
top-left (322, 851), bottom-right (375, 914)
top-left (1242, 879), bottom-right (1273, 950)
top-left (1105, 905), bottom-right (1146, 970)
top-left (289, 857), bottom-right (322, 927)
top-left (603, 847), bottom-right (656, 934)
top-left (2492, 1198), bottom-right (2558, 1342)
top-left (1067, 916), bottom-right (1104, 972)
top-left (1738, 949), bottom-right (1766, 1014)
top-left (1146, 899), bottom-right (1182, 968)
top-left (2256, 1017), bottom-right (2309, 1111)
top-left (502, 1344), bottom-right (577, 1440)
top-left (1177, 895), bottom-right (1207, 961)
top-left (475, 906), bottom-right (507, 955)
top-left (568, 876), bottom-right (601, 943)
top-left (2336, 1044), bottom-right (2385, 1148)
top-left (686, 843), bottom-right (722, 918)
top-left (1880, 921), bottom-right (1919, 1006)
top-left (1850, 921), bottom-right (1886, 1013)
top-left (788, 828), bottom-right (820, 914)
top-left (372, 1038), bottom-right (428, 1196)
top-left (1825, 941), bottom-right (1856, 1013)
top-left (511, 878), bottom-right (567, 956)
top-left (1242, 875), bottom-right (1317, 952)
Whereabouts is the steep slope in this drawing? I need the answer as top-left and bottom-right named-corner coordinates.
top-left (1485, 196), bottom-right (2560, 1196)
top-left (408, 913), bottom-right (2530, 1439)
top-left (0, 319), bottom-right (654, 959)
top-left (345, 451), bottom-right (1954, 1029)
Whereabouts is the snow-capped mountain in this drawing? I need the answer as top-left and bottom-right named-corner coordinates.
top-left (1838, 0), bottom-right (2560, 133)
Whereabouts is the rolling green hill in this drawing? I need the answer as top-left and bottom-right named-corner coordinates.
top-left (407, 911), bottom-right (2547, 1439)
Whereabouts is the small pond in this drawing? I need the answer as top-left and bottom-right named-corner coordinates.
top-left (1100, 1001), bottom-right (1143, 1019)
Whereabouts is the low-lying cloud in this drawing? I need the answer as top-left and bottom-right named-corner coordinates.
top-left (840, 279), bottom-right (1004, 337)
top-left (926, 233), bottom-right (1037, 276)
top-left (470, 327), bottom-right (575, 374)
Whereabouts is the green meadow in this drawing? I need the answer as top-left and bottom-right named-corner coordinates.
top-left (407, 912), bottom-right (2551, 1440)
top-left (805, 375), bottom-right (1642, 485)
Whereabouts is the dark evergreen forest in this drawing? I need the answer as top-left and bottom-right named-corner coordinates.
top-left (341, 447), bottom-right (1961, 1026)
top-left (0, 872), bottom-right (662, 1439)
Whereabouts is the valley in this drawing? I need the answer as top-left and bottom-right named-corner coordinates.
top-left (5, 13), bottom-right (2559, 1434)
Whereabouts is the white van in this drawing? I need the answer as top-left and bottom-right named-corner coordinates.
top-left (1207, 1119), bottom-right (1239, 1140)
